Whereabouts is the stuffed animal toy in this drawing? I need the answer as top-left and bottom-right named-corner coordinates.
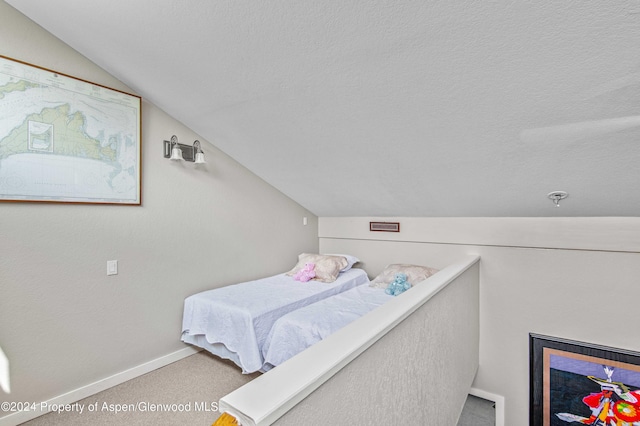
top-left (293, 262), bottom-right (316, 282)
top-left (385, 272), bottom-right (411, 296)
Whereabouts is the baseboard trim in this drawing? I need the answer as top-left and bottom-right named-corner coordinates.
top-left (0, 346), bottom-right (201, 426)
top-left (469, 387), bottom-right (505, 426)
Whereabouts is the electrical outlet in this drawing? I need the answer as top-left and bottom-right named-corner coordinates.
top-left (107, 260), bottom-right (118, 276)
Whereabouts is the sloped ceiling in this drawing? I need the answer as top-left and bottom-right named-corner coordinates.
top-left (6, 0), bottom-right (640, 217)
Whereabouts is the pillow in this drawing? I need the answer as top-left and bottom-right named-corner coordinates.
top-left (326, 253), bottom-right (360, 272)
top-left (369, 264), bottom-right (439, 289)
top-left (286, 253), bottom-right (349, 283)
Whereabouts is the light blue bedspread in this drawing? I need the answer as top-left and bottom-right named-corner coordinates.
top-left (261, 284), bottom-right (393, 370)
top-left (181, 268), bottom-right (369, 373)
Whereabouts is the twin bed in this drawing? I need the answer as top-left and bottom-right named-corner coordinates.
top-left (181, 253), bottom-right (438, 374)
top-left (261, 283), bottom-right (393, 371)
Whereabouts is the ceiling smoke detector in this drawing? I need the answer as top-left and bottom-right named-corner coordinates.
top-left (547, 191), bottom-right (568, 207)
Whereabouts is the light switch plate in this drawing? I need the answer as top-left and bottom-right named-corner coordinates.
top-left (107, 260), bottom-right (118, 276)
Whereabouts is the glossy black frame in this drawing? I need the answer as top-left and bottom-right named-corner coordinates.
top-left (529, 333), bottom-right (640, 426)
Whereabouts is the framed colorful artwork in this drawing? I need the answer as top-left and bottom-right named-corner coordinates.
top-left (530, 333), bottom-right (640, 426)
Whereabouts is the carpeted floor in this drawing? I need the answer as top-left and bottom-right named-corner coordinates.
top-left (457, 394), bottom-right (496, 426)
top-left (20, 351), bottom-right (494, 425)
top-left (20, 351), bottom-right (259, 426)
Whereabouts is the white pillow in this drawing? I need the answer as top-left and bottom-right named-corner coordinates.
top-left (369, 264), bottom-right (439, 289)
top-left (327, 253), bottom-right (360, 272)
top-left (286, 253), bottom-right (349, 283)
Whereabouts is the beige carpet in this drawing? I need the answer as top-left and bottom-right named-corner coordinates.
top-left (21, 351), bottom-right (260, 426)
top-left (19, 350), bottom-right (487, 425)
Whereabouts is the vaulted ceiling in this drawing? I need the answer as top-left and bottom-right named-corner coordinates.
top-left (7, 1), bottom-right (640, 216)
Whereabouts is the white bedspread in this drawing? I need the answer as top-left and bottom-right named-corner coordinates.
top-left (261, 284), bottom-right (393, 371)
top-left (181, 268), bottom-right (369, 373)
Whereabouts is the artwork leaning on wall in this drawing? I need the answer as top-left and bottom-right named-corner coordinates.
top-left (530, 333), bottom-right (640, 426)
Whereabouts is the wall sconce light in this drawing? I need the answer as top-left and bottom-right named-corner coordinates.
top-left (163, 135), bottom-right (206, 163)
top-left (193, 140), bottom-right (206, 164)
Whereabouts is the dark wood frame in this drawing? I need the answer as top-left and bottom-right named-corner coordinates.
top-left (0, 54), bottom-right (142, 205)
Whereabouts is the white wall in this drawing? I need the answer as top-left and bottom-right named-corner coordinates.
top-left (0, 2), bottom-right (318, 420)
top-left (319, 217), bottom-right (640, 426)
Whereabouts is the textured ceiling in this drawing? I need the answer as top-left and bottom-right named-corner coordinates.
top-left (7, 0), bottom-right (640, 216)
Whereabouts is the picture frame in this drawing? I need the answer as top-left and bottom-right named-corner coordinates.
top-left (0, 55), bottom-right (142, 205)
top-left (530, 333), bottom-right (640, 426)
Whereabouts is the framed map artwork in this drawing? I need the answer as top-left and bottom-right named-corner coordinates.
top-left (0, 55), bottom-right (141, 205)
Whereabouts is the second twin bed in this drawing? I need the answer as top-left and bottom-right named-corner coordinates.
top-left (181, 253), bottom-right (439, 374)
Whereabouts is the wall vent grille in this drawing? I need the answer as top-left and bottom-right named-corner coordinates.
top-left (369, 222), bottom-right (400, 232)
